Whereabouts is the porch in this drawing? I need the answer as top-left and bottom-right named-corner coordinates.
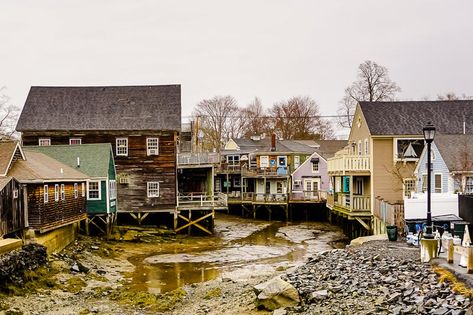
top-left (328, 155), bottom-right (370, 175)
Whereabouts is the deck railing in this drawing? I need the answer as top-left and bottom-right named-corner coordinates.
top-left (241, 166), bottom-right (289, 177)
top-left (177, 192), bottom-right (228, 208)
top-left (289, 190), bottom-right (327, 201)
top-left (332, 192), bottom-right (370, 212)
top-left (328, 155), bottom-right (370, 174)
top-left (177, 152), bottom-right (220, 165)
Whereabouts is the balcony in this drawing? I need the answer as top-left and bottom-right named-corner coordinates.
top-left (327, 192), bottom-right (370, 213)
top-left (328, 155), bottom-right (370, 175)
top-left (241, 166), bottom-right (289, 177)
top-left (178, 152), bottom-right (220, 166)
top-left (289, 190), bottom-right (327, 202)
top-left (177, 192), bottom-right (228, 209)
top-left (216, 163), bottom-right (241, 174)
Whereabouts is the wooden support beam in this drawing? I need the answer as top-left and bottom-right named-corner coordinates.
top-left (176, 212), bottom-right (213, 234)
top-left (355, 217), bottom-right (370, 231)
top-left (446, 239), bottom-right (454, 263)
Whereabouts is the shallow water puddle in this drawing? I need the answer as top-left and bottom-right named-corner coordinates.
top-left (125, 214), bottom-right (346, 293)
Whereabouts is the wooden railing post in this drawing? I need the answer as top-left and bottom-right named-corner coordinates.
top-left (446, 239), bottom-right (454, 263)
top-left (468, 247), bottom-right (473, 274)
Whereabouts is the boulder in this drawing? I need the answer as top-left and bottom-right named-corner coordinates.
top-left (254, 276), bottom-right (300, 310)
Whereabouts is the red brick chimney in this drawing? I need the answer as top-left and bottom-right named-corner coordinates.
top-left (271, 134), bottom-right (276, 152)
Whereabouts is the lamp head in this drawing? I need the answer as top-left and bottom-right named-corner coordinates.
top-left (423, 122), bottom-right (436, 143)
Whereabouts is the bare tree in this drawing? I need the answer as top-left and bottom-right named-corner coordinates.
top-left (240, 97), bottom-right (271, 138)
top-left (437, 92), bottom-right (473, 101)
top-left (269, 96), bottom-right (334, 140)
top-left (337, 60), bottom-right (401, 128)
top-left (0, 87), bottom-right (19, 140)
top-left (193, 96), bottom-right (240, 152)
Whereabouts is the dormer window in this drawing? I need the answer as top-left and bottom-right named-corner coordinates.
top-left (395, 139), bottom-right (424, 160)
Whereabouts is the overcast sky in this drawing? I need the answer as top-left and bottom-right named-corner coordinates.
top-left (1, 1), bottom-right (473, 127)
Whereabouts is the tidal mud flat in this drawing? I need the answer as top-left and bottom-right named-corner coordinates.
top-left (0, 214), bottom-right (347, 314)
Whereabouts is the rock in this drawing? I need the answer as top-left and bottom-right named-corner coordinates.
top-left (90, 246), bottom-right (99, 250)
top-left (71, 262), bottom-right (80, 273)
top-left (254, 277), bottom-right (300, 311)
top-left (273, 308), bottom-right (287, 315)
top-left (310, 290), bottom-right (328, 301)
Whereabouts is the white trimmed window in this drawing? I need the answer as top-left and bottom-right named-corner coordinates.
top-left (61, 184), bottom-right (65, 200)
top-left (116, 138), bottom-right (128, 156)
top-left (39, 138), bottom-right (51, 146)
top-left (227, 155), bottom-right (240, 165)
top-left (13, 189), bottom-right (18, 199)
top-left (435, 174), bottom-right (442, 193)
top-left (147, 138), bottom-right (159, 156)
top-left (466, 177), bottom-right (473, 194)
top-left (69, 138), bottom-right (82, 145)
top-left (44, 185), bottom-right (49, 203)
top-left (54, 184), bottom-right (59, 201)
top-left (109, 180), bottom-right (117, 199)
top-left (403, 179), bottom-right (415, 197)
top-left (88, 181), bottom-right (101, 200)
top-left (312, 161), bottom-right (319, 172)
top-left (364, 139), bottom-right (369, 155)
top-left (147, 182), bottom-right (160, 197)
top-left (294, 156), bottom-right (300, 169)
top-left (74, 183), bottom-right (78, 199)
top-left (358, 140), bottom-right (362, 156)
top-left (81, 182), bottom-right (85, 197)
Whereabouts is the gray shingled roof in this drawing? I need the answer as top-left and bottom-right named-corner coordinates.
top-left (433, 134), bottom-right (473, 172)
top-left (16, 85), bottom-right (181, 131)
top-left (360, 100), bottom-right (473, 135)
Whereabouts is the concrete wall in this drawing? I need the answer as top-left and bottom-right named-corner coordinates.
top-left (28, 222), bottom-right (79, 254)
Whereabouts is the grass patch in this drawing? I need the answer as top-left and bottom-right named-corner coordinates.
top-left (109, 287), bottom-right (187, 311)
top-left (204, 287), bottom-right (222, 299)
top-left (87, 273), bottom-right (108, 282)
top-left (61, 276), bottom-right (87, 294)
top-left (1, 266), bottom-right (59, 296)
top-left (433, 266), bottom-right (473, 298)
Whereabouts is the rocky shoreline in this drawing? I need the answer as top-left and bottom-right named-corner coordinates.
top-left (1, 232), bottom-right (473, 314)
top-left (281, 241), bottom-right (471, 315)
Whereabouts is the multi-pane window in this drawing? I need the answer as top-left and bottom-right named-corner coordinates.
top-left (54, 184), bottom-right (59, 201)
top-left (422, 175), bottom-right (427, 192)
top-left (69, 138), bottom-right (82, 145)
top-left (403, 179), bottom-right (415, 197)
top-left (294, 156), bottom-right (300, 169)
top-left (358, 141), bottom-right (362, 156)
top-left (61, 184), bottom-right (65, 200)
top-left (466, 177), bottom-right (473, 194)
top-left (39, 138), bottom-right (51, 146)
top-left (227, 155), bottom-right (240, 165)
top-left (364, 139), bottom-right (369, 155)
top-left (147, 138), bottom-right (159, 155)
top-left (116, 138), bottom-right (128, 156)
top-left (277, 182), bottom-right (283, 194)
top-left (147, 182), bottom-right (160, 197)
top-left (435, 174), bottom-right (442, 193)
top-left (13, 189), bottom-right (18, 199)
top-left (312, 161), bottom-right (319, 172)
top-left (215, 179), bottom-right (221, 192)
top-left (74, 183), bottom-right (78, 199)
top-left (44, 185), bottom-right (49, 203)
top-left (109, 180), bottom-right (117, 199)
top-left (88, 181), bottom-right (100, 200)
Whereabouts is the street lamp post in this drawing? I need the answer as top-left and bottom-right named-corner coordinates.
top-left (423, 122), bottom-right (436, 239)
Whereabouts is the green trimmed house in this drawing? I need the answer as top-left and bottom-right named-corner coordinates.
top-left (25, 144), bottom-right (117, 235)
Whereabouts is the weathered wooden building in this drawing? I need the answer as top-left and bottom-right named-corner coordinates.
top-left (16, 85), bottom-right (181, 224)
top-left (8, 150), bottom-right (88, 234)
top-left (0, 142), bottom-right (26, 238)
top-left (25, 144), bottom-right (117, 235)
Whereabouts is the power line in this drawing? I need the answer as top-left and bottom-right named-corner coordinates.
top-left (182, 114), bottom-right (354, 119)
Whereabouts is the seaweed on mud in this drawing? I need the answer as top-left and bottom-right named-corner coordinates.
top-left (109, 287), bottom-right (187, 311)
top-left (434, 266), bottom-right (473, 298)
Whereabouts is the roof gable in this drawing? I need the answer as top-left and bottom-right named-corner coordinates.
top-left (433, 134), bottom-right (473, 172)
top-left (0, 141), bottom-right (25, 176)
top-left (24, 144), bottom-right (114, 178)
top-left (16, 85), bottom-right (181, 132)
top-left (359, 100), bottom-right (473, 136)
